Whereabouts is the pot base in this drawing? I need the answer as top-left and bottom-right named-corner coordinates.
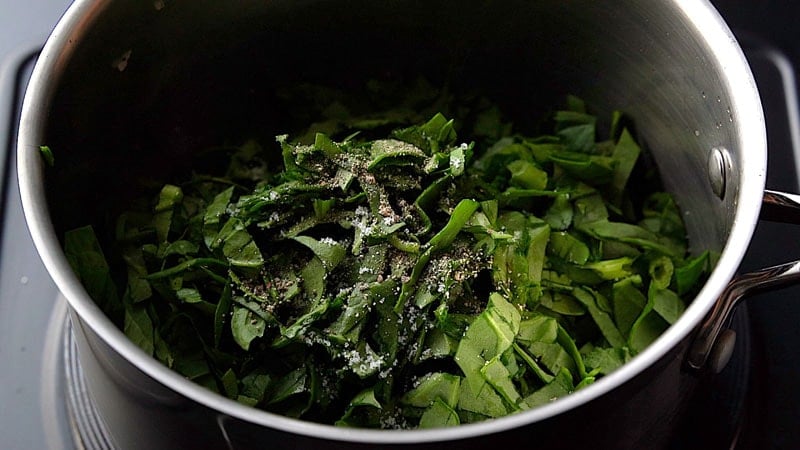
top-left (57, 300), bottom-right (753, 450)
top-left (668, 305), bottom-right (755, 449)
top-left (63, 315), bottom-right (117, 450)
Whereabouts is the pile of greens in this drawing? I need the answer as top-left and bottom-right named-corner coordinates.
top-left (64, 98), bottom-right (711, 429)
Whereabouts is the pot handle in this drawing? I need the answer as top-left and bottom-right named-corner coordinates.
top-left (687, 190), bottom-right (800, 373)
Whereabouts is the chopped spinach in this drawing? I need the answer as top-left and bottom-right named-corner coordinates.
top-left (64, 95), bottom-right (711, 429)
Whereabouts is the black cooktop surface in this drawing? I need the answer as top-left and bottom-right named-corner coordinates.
top-left (712, 1), bottom-right (800, 449)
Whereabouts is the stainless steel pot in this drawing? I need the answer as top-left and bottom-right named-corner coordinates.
top-left (17, 0), bottom-right (800, 448)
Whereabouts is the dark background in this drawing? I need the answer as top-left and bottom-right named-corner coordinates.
top-left (714, 1), bottom-right (800, 65)
top-left (713, 1), bottom-right (800, 448)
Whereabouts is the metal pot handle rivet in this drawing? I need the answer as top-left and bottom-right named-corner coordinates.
top-left (708, 329), bottom-right (736, 374)
top-left (707, 147), bottom-right (731, 200)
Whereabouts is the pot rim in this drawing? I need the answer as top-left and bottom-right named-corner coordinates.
top-left (17, 0), bottom-right (766, 443)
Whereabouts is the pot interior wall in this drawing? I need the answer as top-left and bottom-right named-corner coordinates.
top-left (45, 0), bottom-right (738, 257)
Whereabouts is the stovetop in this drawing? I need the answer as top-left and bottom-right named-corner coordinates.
top-left (0, 3), bottom-right (73, 450)
top-left (2, 1), bottom-right (800, 449)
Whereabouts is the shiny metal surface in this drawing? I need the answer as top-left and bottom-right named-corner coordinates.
top-left (63, 310), bottom-right (117, 450)
top-left (688, 257), bottom-right (800, 371)
top-left (16, 0), bottom-right (768, 447)
top-left (708, 147), bottom-right (732, 200)
top-left (687, 188), bottom-right (800, 371)
top-left (761, 189), bottom-right (800, 223)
